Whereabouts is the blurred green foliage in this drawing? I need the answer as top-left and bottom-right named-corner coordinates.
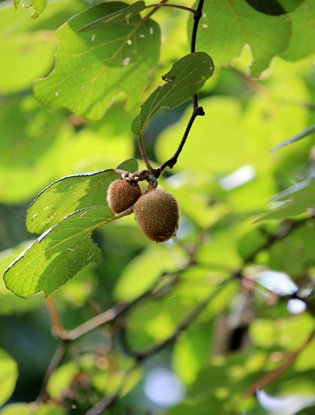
top-left (0, 0), bottom-right (315, 414)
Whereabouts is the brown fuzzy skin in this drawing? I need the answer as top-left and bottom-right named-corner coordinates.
top-left (107, 179), bottom-right (142, 213)
top-left (134, 189), bottom-right (179, 242)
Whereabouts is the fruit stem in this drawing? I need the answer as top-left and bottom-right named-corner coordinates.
top-left (138, 132), bottom-right (154, 172)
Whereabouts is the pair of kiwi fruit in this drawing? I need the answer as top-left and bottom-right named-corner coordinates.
top-left (107, 178), bottom-right (179, 242)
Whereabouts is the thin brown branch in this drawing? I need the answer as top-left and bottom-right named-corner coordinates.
top-left (143, 0), bottom-right (169, 20)
top-left (243, 328), bottom-right (315, 397)
top-left (126, 276), bottom-right (233, 362)
top-left (243, 216), bottom-right (314, 265)
top-left (60, 271), bottom-right (177, 341)
top-left (138, 133), bottom-right (154, 171)
top-left (155, 105), bottom-right (205, 177)
top-left (36, 343), bottom-right (67, 403)
top-left (85, 365), bottom-right (136, 415)
top-left (86, 276), bottom-right (232, 415)
top-left (46, 296), bottom-right (67, 339)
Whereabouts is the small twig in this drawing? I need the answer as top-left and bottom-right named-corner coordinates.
top-left (145, 3), bottom-right (197, 15)
top-left (85, 364), bottom-right (135, 415)
top-left (191, 0), bottom-right (204, 54)
top-left (87, 276), bottom-right (232, 414)
top-left (138, 133), bottom-right (154, 171)
top-left (191, 0), bottom-right (204, 109)
top-left (156, 105), bottom-right (205, 177)
top-left (46, 296), bottom-right (67, 339)
top-left (143, 0), bottom-right (168, 20)
top-left (60, 271), bottom-right (172, 341)
top-left (36, 344), bottom-right (67, 403)
top-left (243, 328), bottom-right (315, 397)
top-left (243, 217), bottom-right (312, 264)
top-left (126, 276), bottom-right (232, 362)
top-left (155, 0), bottom-right (205, 177)
top-left (271, 123), bottom-right (315, 152)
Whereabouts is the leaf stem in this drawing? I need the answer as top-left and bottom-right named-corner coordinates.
top-left (138, 133), bottom-right (154, 171)
top-left (145, 3), bottom-right (197, 15)
top-left (156, 105), bottom-right (205, 176)
top-left (36, 343), bottom-right (67, 403)
top-left (243, 328), bottom-right (315, 397)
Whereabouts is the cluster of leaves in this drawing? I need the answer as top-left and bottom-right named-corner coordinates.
top-left (0, 0), bottom-right (315, 414)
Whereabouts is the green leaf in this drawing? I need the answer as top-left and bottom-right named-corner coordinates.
top-left (0, 349), bottom-right (18, 406)
top-left (260, 178), bottom-right (315, 221)
top-left (26, 159), bottom-right (138, 235)
top-left (194, 0), bottom-right (291, 76)
top-left (0, 32), bottom-right (57, 94)
top-left (26, 169), bottom-right (114, 235)
top-left (0, 403), bottom-right (65, 415)
top-left (4, 206), bottom-right (113, 298)
top-left (34, 2), bottom-right (161, 120)
top-left (79, 1), bottom-right (146, 31)
top-left (281, 0), bottom-right (315, 61)
top-left (14, 0), bottom-right (48, 18)
top-left (132, 52), bottom-right (214, 134)
top-left (0, 243), bottom-right (44, 314)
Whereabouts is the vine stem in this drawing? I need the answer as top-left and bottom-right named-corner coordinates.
top-left (155, 0), bottom-right (205, 177)
top-left (138, 133), bottom-right (154, 171)
top-left (243, 328), bottom-right (315, 397)
top-left (36, 344), bottom-right (67, 403)
top-left (85, 276), bottom-right (232, 415)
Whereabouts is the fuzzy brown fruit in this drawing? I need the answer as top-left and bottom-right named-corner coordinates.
top-left (134, 189), bottom-right (179, 242)
top-left (107, 179), bottom-right (142, 214)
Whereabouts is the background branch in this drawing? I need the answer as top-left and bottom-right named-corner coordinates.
top-left (271, 123), bottom-right (315, 152)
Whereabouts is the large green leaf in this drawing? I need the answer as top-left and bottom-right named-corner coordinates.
top-left (34, 2), bottom-right (160, 120)
top-left (26, 158), bottom-right (138, 235)
top-left (281, 0), bottom-right (315, 61)
top-left (0, 349), bottom-right (18, 406)
top-left (14, 0), bottom-right (47, 18)
top-left (260, 178), bottom-right (315, 221)
top-left (193, 0), bottom-right (291, 76)
top-left (0, 32), bottom-right (57, 94)
top-left (4, 206), bottom-right (113, 298)
top-left (132, 52), bottom-right (214, 134)
top-left (0, 403), bottom-right (65, 415)
top-left (0, 243), bottom-right (43, 314)
top-left (79, 1), bottom-right (146, 31)
top-left (26, 169), bottom-right (115, 235)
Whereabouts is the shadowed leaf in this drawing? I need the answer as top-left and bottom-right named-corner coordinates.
top-left (33, 2), bottom-right (160, 120)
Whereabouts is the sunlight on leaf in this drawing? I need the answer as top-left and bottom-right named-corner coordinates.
top-left (194, 0), bottom-right (291, 76)
top-left (0, 349), bottom-right (18, 406)
top-left (34, 2), bottom-right (160, 119)
top-left (14, 0), bottom-right (47, 18)
top-left (4, 206), bottom-right (113, 298)
top-left (26, 159), bottom-right (138, 235)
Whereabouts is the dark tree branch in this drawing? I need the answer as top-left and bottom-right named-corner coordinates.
top-left (36, 344), bottom-right (67, 403)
